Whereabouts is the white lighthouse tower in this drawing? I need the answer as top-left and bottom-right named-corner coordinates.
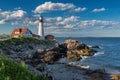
top-left (38, 16), bottom-right (44, 39)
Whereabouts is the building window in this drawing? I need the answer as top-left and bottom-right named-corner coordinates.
top-left (15, 32), bottom-right (20, 34)
top-left (14, 35), bottom-right (19, 38)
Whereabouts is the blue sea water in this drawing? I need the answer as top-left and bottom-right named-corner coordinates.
top-left (56, 37), bottom-right (120, 74)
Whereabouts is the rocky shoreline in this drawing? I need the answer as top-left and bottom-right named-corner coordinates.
top-left (0, 37), bottom-right (119, 80)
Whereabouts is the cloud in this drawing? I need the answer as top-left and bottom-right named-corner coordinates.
top-left (8, 10), bottom-right (26, 19)
top-left (40, 16), bottom-right (117, 34)
top-left (34, 2), bottom-right (74, 13)
top-left (92, 8), bottom-right (106, 12)
top-left (34, 2), bottom-right (86, 13)
top-left (0, 19), bottom-right (5, 24)
top-left (44, 16), bottom-right (79, 27)
top-left (78, 20), bottom-right (117, 28)
top-left (73, 7), bottom-right (86, 12)
top-left (15, 15), bottom-right (116, 34)
top-left (0, 9), bottom-right (26, 25)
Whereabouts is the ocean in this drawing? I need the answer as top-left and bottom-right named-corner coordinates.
top-left (56, 37), bottom-right (120, 74)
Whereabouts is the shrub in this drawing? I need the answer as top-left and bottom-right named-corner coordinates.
top-left (0, 55), bottom-right (48, 80)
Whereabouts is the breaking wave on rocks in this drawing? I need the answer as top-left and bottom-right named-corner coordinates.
top-left (94, 51), bottom-right (104, 56)
top-left (80, 56), bottom-right (89, 61)
top-left (57, 37), bottom-right (120, 74)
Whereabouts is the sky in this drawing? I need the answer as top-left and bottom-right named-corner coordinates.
top-left (0, 0), bottom-right (120, 37)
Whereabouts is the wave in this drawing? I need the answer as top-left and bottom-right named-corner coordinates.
top-left (68, 62), bottom-right (90, 69)
top-left (94, 51), bottom-right (104, 56)
top-left (88, 45), bottom-right (103, 49)
top-left (79, 52), bottom-right (104, 62)
top-left (80, 56), bottom-right (89, 61)
top-left (58, 58), bottom-right (90, 69)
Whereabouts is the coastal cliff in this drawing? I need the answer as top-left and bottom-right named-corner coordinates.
top-left (0, 37), bottom-right (118, 80)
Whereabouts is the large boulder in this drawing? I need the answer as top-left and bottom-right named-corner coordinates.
top-left (32, 47), bottom-right (63, 64)
top-left (75, 49), bottom-right (95, 56)
top-left (58, 43), bottom-right (67, 54)
top-left (64, 40), bottom-right (79, 50)
top-left (91, 45), bottom-right (100, 49)
top-left (67, 50), bottom-right (81, 61)
top-left (64, 40), bottom-right (97, 58)
top-left (85, 69), bottom-right (106, 80)
top-left (2, 48), bottom-right (15, 55)
top-left (41, 50), bottom-right (60, 64)
top-left (111, 74), bottom-right (120, 80)
top-left (31, 39), bottom-right (97, 63)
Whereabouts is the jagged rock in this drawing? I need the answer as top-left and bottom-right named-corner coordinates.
top-left (32, 47), bottom-right (62, 64)
top-left (36, 64), bottom-right (46, 72)
top-left (111, 74), bottom-right (120, 80)
top-left (75, 49), bottom-right (95, 56)
top-left (85, 69), bottom-right (106, 80)
top-left (2, 48), bottom-right (15, 55)
top-left (67, 50), bottom-right (81, 61)
top-left (64, 40), bottom-right (97, 59)
top-left (37, 49), bottom-right (45, 53)
top-left (64, 40), bottom-right (79, 50)
top-left (91, 45), bottom-right (100, 48)
top-left (58, 43), bottom-right (67, 53)
top-left (41, 50), bottom-right (61, 64)
top-left (47, 75), bottom-right (53, 80)
top-left (41, 51), bottom-right (57, 63)
top-left (28, 45), bottom-right (34, 49)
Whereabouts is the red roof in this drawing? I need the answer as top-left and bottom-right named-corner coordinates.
top-left (11, 28), bottom-right (29, 37)
top-left (11, 28), bottom-right (40, 38)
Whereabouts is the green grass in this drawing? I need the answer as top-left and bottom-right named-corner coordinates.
top-left (0, 36), bottom-right (54, 49)
top-left (0, 54), bottom-right (48, 80)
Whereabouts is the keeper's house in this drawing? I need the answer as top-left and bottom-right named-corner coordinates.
top-left (11, 28), bottom-right (40, 38)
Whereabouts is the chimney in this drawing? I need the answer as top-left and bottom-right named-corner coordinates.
top-left (38, 16), bottom-right (44, 39)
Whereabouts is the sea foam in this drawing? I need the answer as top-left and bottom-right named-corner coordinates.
top-left (94, 51), bottom-right (104, 56)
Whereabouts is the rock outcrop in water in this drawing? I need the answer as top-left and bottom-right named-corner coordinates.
top-left (31, 39), bottom-right (97, 63)
top-left (64, 40), bottom-right (97, 60)
top-left (65, 40), bottom-right (97, 55)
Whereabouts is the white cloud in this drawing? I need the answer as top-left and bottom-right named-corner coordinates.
top-left (44, 16), bottom-right (79, 27)
top-left (19, 15), bottom-right (115, 35)
top-left (8, 10), bottom-right (26, 19)
top-left (34, 2), bottom-right (75, 13)
top-left (0, 9), bottom-right (26, 25)
top-left (74, 7), bottom-right (86, 12)
top-left (60, 16), bottom-right (79, 24)
top-left (43, 17), bottom-right (118, 34)
top-left (0, 19), bottom-right (5, 24)
top-left (78, 20), bottom-right (118, 29)
top-left (56, 17), bottom-right (62, 21)
top-left (34, 2), bottom-right (86, 13)
top-left (92, 8), bottom-right (106, 12)
top-left (0, 10), bottom-right (26, 19)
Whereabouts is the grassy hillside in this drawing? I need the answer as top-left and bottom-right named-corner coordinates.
top-left (0, 37), bottom-right (54, 80)
top-left (0, 36), bottom-right (55, 49)
top-left (0, 54), bottom-right (48, 80)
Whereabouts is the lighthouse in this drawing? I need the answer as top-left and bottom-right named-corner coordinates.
top-left (38, 16), bottom-right (44, 39)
